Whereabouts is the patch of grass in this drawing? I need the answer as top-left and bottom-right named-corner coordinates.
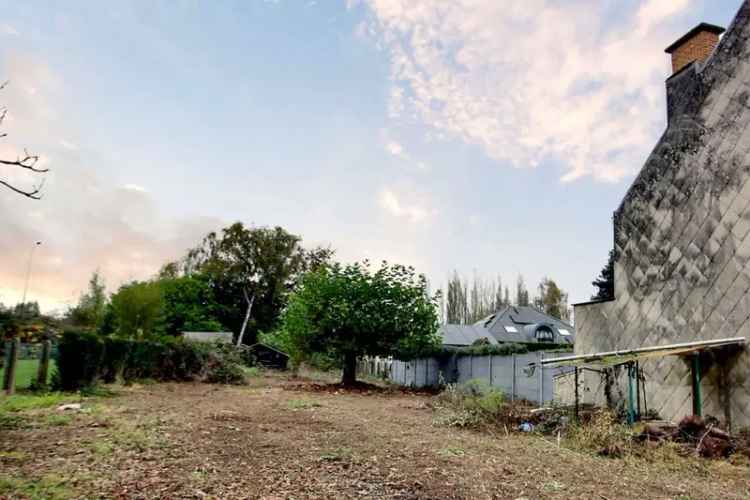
top-left (242, 366), bottom-right (260, 377)
top-left (0, 392), bottom-right (71, 413)
top-left (542, 480), bottom-right (566, 492)
top-left (320, 447), bottom-right (352, 462)
top-left (89, 440), bottom-right (114, 457)
top-left (0, 473), bottom-right (75, 500)
top-left (0, 413), bottom-right (27, 430)
top-left (0, 359), bottom-right (57, 390)
top-left (0, 450), bottom-right (28, 462)
top-left (287, 398), bottom-right (322, 410)
top-left (44, 414), bottom-right (73, 426)
top-left (438, 446), bottom-right (466, 457)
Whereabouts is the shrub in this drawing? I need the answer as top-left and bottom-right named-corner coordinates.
top-left (55, 330), bottom-right (105, 391)
top-left (54, 331), bottom-right (246, 390)
top-left (433, 379), bottom-right (508, 428)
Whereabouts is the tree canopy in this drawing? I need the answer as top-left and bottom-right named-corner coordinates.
top-left (180, 222), bottom-right (332, 345)
top-left (591, 249), bottom-right (615, 301)
top-left (281, 261), bottom-right (440, 385)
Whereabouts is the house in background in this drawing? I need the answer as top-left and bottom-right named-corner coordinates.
top-left (567, 2), bottom-right (750, 429)
top-left (440, 306), bottom-right (575, 347)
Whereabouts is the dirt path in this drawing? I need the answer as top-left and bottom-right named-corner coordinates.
top-left (1, 375), bottom-right (749, 499)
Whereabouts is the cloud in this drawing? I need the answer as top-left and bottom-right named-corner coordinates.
top-left (123, 183), bottom-right (147, 193)
top-left (385, 140), bottom-right (405, 157)
top-left (1, 24), bottom-right (19, 36)
top-left (356, 0), bottom-right (697, 183)
top-left (0, 53), bottom-right (221, 312)
top-left (377, 187), bottom-right (435, 223)
top-left (59, 139), bottom-right (78, 151)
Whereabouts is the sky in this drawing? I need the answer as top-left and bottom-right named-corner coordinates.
top-left (0, 0), bottom-right (742, 314)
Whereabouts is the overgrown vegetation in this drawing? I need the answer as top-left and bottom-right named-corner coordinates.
top-left (54, 330), bottom-right (247, 390)
top-left (432, 380), bottom-right (508, 428)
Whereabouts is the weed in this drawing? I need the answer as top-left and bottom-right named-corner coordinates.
top-left (542, 481), bottom-right (566, 492)
top-left (44, 414), bottom-right (72, 426)
top-left (0, 393), bottom-right (70, 413)
top-left (243, 366), bottom-right (260, 377)
top-left (320, 447), bottom-right (352, 461)
top-left (89, 440), bottom-right (114, 457)
top-left (438, 446), bottom-right (466, 457)
top-left (432, 380), bottom-right (507, 428)
top-left (287, 399), bottom-right (322, 410)
top-left (0, 473), bottom-right (75, 499)
top-left (0, 451), bottom-right (28, 462)
top-left (0, 413), bottom-right (27, 430)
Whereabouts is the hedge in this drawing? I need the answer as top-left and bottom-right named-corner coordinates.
top-left (54, 330), bottom-right (246, 390)
top-left (395, 342), bottom-right (573, 361)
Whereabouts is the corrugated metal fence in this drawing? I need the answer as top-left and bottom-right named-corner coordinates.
top-left (360, 351), bottom-right (571, 405)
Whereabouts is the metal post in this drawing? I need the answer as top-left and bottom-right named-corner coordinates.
top-left (574, 366), bottom-right (579, 422)
top-left (692, 354), bottom-right (702, 417)
top-left (636, 360), bottom-right (641, 419)
top-left (538, 352), bottom-right (544, 405)
top-left (488, 355), bottom-right (493, 386)
top-left (627, 362), bottom-right (636, 424)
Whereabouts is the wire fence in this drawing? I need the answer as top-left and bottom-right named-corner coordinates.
top-left (1, 340), bottom-right (56, 393)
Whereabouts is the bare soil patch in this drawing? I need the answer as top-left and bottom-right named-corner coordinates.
top-left (1, 374), bottom-right (749, 499)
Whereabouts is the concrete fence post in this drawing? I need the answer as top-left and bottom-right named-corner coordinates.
top-left (36, 340), bottom-right (52, 388)
top-left (511, 354), bottom-right (516, 402)
top-left (3, 338), bottom-right (20, 395)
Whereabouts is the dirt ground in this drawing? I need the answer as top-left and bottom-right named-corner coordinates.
top-left (1, 373), bottom-right (749, 499)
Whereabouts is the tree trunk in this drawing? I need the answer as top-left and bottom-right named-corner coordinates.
top-left (341, 352), bottom-right (357, 386)
top-left (236, 289), bottom-right (255, 347)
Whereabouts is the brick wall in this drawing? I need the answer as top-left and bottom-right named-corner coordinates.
top-left (670, 30), bottom-right (722, 73)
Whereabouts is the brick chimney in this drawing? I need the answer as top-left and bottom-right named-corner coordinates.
top-left (665, 23), bottom-right (725, 75)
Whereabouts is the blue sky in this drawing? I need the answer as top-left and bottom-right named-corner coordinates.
top-left (0, 0), bottom-right (741, 312)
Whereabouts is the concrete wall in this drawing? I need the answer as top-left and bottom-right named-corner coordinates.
top-left (574, 3), bottom-right (750, 429)
top-left (378, 352), bottom-right (570, 405)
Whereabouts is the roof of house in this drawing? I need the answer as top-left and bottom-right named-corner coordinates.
top-left (438, 306), bottom-right (575, 346)
top-left (182, 331), bottom-right (233, 343)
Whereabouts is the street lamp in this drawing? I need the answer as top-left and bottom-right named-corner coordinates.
top-left (21, 241), bottom-right (42, 306)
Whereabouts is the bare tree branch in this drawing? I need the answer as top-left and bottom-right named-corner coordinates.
top-left (0, 150), bottom-right (47, 172)
top-left (0, 178), bottom-right (43, 199)
top-left (0, 81), bottom-right (48, 199)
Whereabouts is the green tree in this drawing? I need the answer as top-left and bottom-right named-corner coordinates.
top-left (184, 222), bottom-right (332, 346)
top-left (68, 271), bottom-right (107, 330)
top-left (515, 275), bottom-right (529, 307)
top-left (161, 274), bottom-right (224, 336)
top-left (591, 249), bottom-right (615, 301)
top-left (282, 261), bottom-right (440, 385)
top-left (535, 277), bottom-right (569, 320)
top-left (109, 281), bottom-right (165, 340)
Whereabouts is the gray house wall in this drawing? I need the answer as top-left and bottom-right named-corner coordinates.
top-left (574, 3), bottom-right (750, 429)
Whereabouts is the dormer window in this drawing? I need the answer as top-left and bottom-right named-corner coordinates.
top-left (535, 326), bottom-right (555, 343)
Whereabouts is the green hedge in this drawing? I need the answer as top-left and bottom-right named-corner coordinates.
top-left (54, 330), bottom-right (246, 390)
top-left (395, 342), bottom-right (573, 361)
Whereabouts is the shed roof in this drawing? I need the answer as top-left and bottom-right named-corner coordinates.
top-left (540, 337), bottom-right (746, 368)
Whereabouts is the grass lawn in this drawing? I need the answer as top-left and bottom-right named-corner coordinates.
top-left (1, 359), bottom-right (57, 390)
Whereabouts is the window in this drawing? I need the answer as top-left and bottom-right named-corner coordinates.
top-left (535, 326), bottom-right (555, 342)
top-left (558, 328), bottom-right (571, 336)
top-left (504, 325), bottom-right (518, 333)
